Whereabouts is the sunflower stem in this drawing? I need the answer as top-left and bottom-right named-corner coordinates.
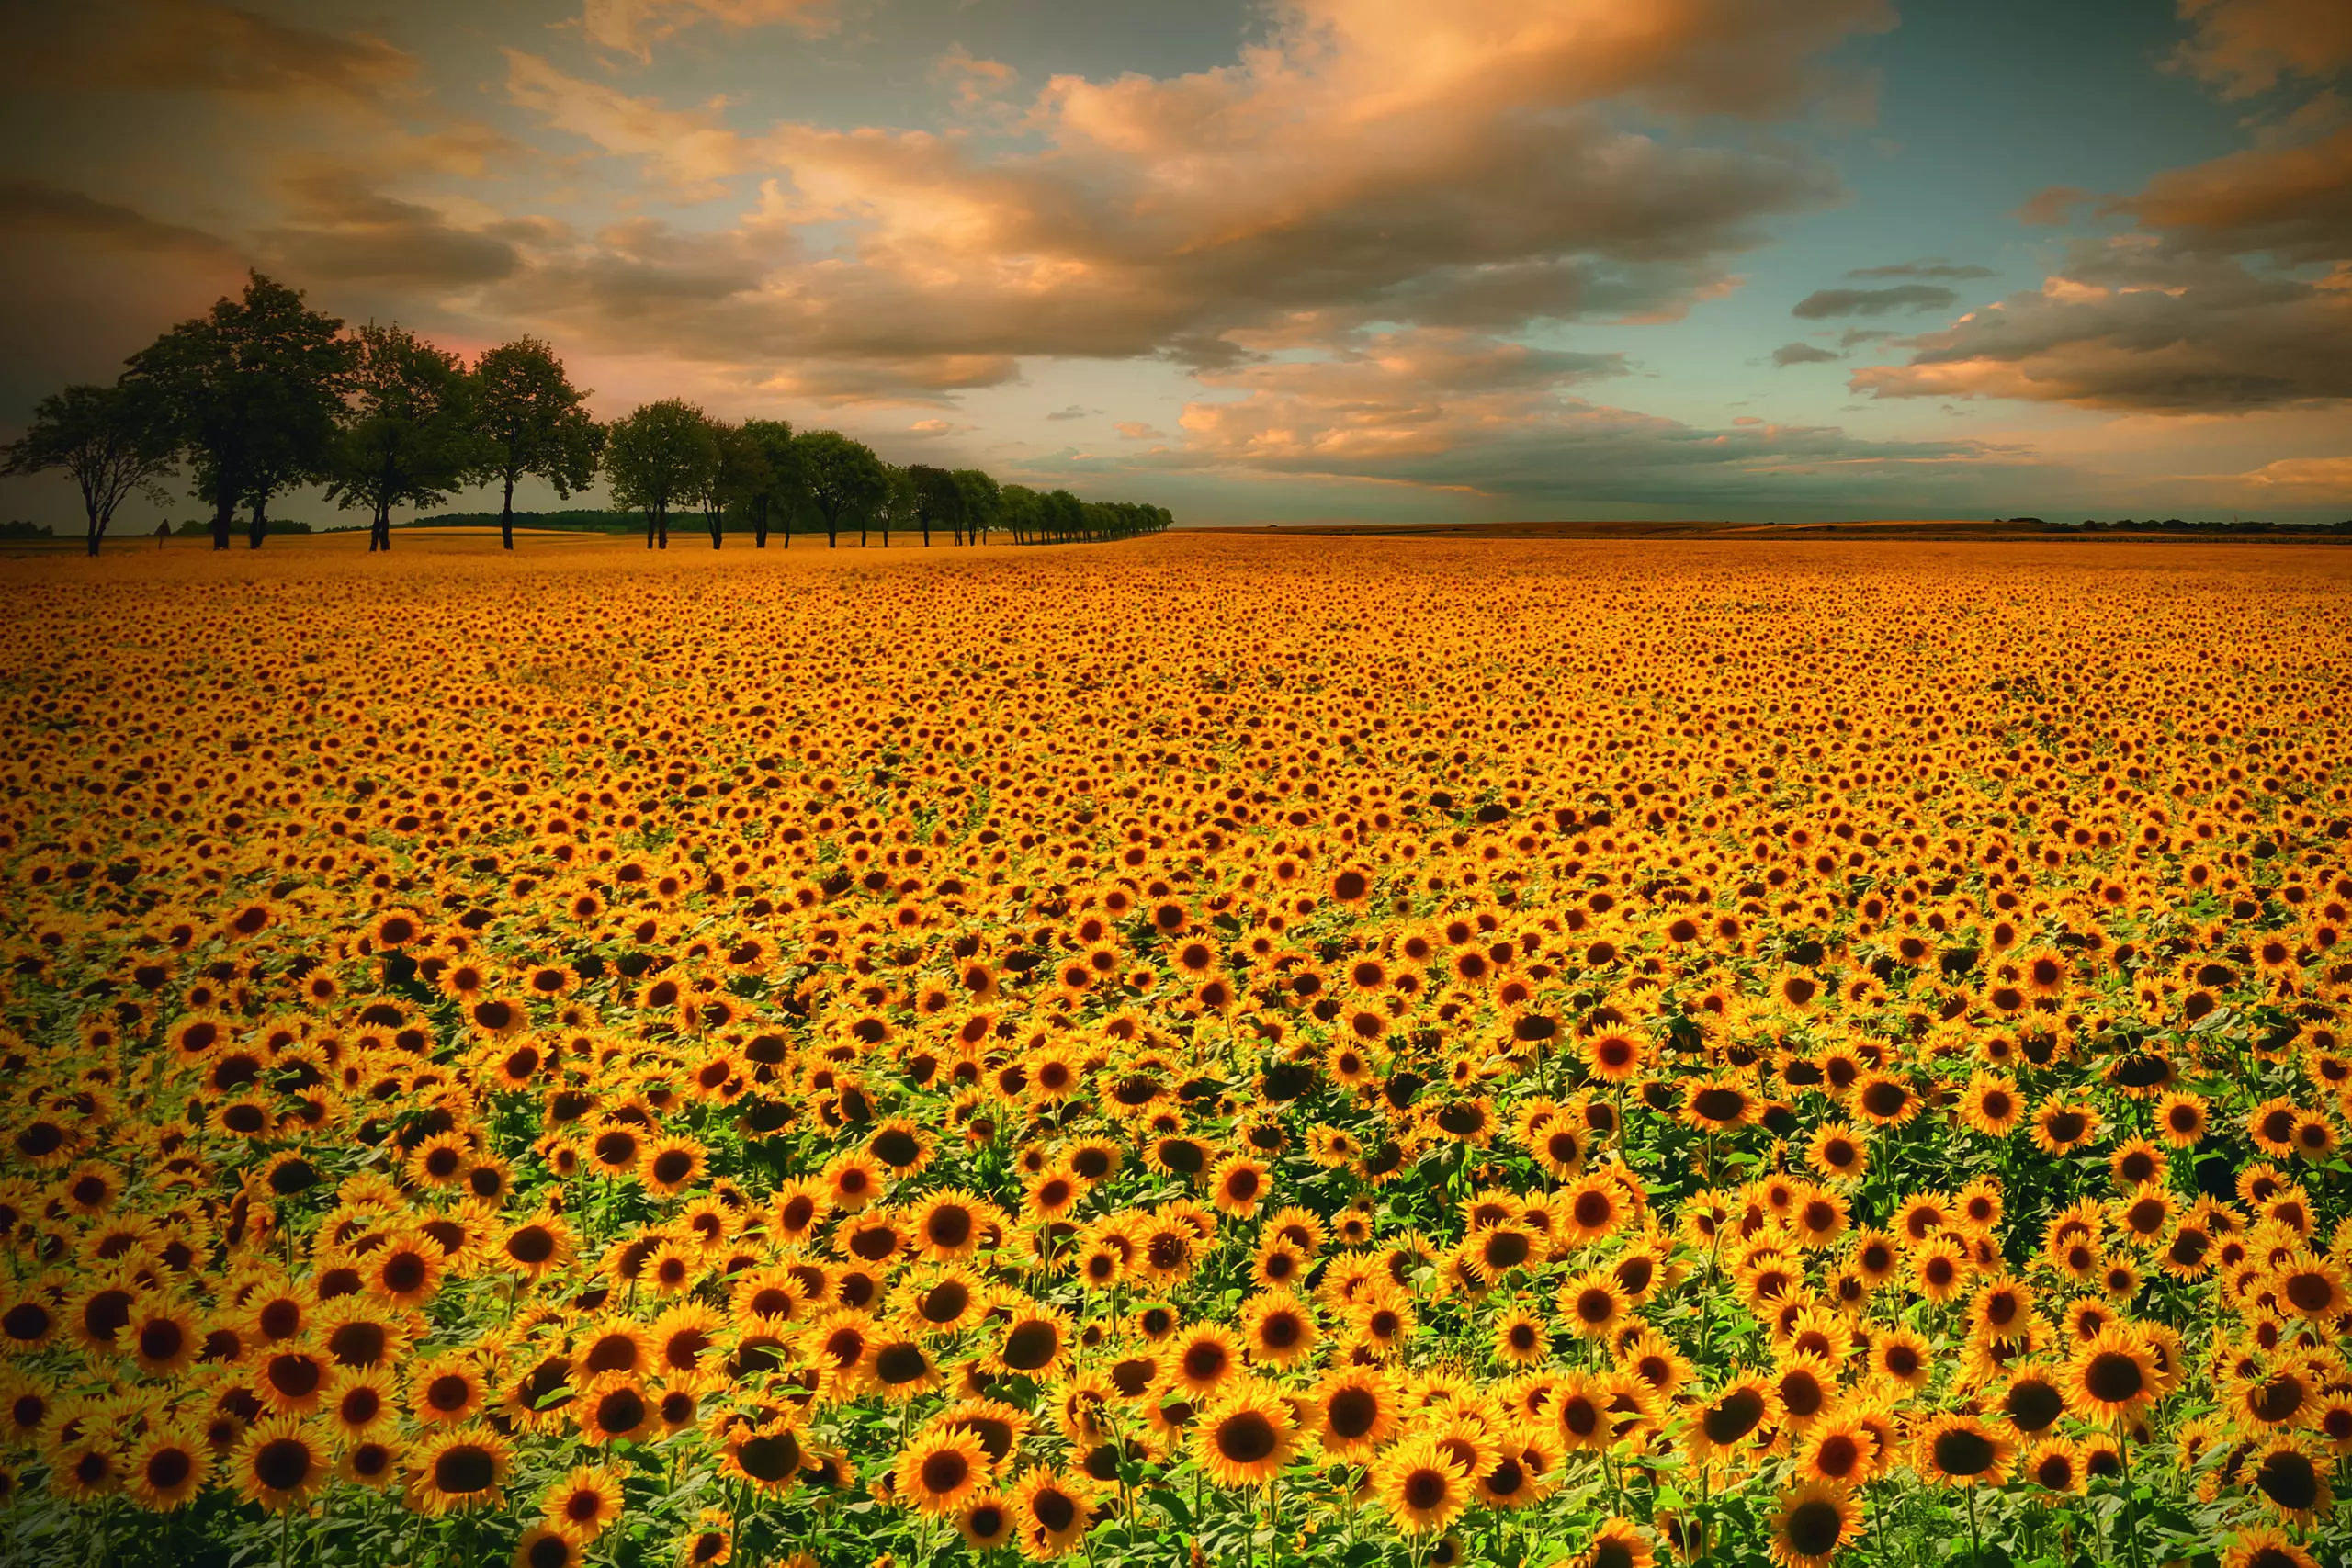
top-left (1962, 1483), bottom-right (1982, 1568)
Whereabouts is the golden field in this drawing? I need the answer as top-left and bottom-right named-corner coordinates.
top-left (0, 534), bottom-right (2347, 1568)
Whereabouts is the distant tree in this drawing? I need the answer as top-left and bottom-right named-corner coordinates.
top-left (907, 464), bottom-right (963, 548)
top-left (605, 400), bottom-right (719, 550)
top-left (738, 419), bottom-right (799, 547)
top-left (469, 337), bottom-right (603, 551)
top-left (950, 468), bottom-right (1000, 545)
top-left (998, 483), bottom-right (1040, 545)
top-left (1041, 488), bottom-right (1087, 544)
top-left (877, 462), bottom-right (922, 547)
top-left (125, 270), bottom-right (354, 549)
top-left (695, 420), bottom-right (773, 550)
top-left (326, 323), bottom-right (480, 553)
top-left (0, 379), bottom-right (175, 556)
top-left (795, 431), bottom-right (887, 548)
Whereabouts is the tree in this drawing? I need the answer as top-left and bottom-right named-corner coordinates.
top-left (949, 468), bottom-right (1000, 545)
top-left (697, 420), bottom-right (772, 550)
top-left (469, 337), bottom-right (603, 551)
top-left (325, 324), bottom-right (480, 553)
top-left (907, 464), bottom-right (962, 548)
top-left (605, 400), bottom-right (719, 550)
top-left (876, 462), bottom-right (921, 547)
top-left (998, 483), bottom-right (1041, 545)
top-left (0, 380), bottom-right (175, 556)
top-left (738, 419), bottom-right (798, 547)
top-left (794, 430), bottom-right (887, 548)
top-left (125, 271), bottom-right (354, 550)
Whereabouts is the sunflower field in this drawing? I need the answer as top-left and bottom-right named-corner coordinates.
top-left (1, 534), bottom-right (2348, 1568)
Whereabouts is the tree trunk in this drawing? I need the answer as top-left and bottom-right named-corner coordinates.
top-left (707, 504), bottom-right (722, 549)
top-left (646, 506), bottom-right (657, 549)
top-left (656, 504), bottom-right (669, 549)
top-left (826, 511), bottom-right (838, 547)
top-left (371, 497), bottom-right (392, 553)
top-left (211, 489), bottom-right (234, 551)
top-left (248, 494), bottom-right (268, 549)
top-left (754, 495), bottom-right (768, 547)
top-left (921, 519), bottom-right (930, 547)
top-left (501, 473), bottom-right (516, 551)
top-left (85, 522), bottom-right (101, 557)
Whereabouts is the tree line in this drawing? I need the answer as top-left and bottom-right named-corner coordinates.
top-left (0, 271), bottom-right (1175, 556)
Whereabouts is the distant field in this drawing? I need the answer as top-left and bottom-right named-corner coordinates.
top-left (1202, 518), bottom-right (2351, 542)
top-left (1, 534), bottom-right (2346, 1568)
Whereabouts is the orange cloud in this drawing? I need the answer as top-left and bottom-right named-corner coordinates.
top-left (6, 0), bottom-right (416, 103)
top-left (2118, 124), bottom-right (2352, 264)
top-left (2235, 455), bottom-right (2352, 496)
top-left (581, 0), bottom-right (836, 62)
top-left (2172, 0), bottom-right (2352, 99)
top-left (1849, 251), bottom-right (2352, 411)
top-left (490, 0), bottom-right (1886, 395)
top-left (503, 51), bottom-right (747, 191)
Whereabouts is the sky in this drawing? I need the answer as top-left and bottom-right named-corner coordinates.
top-left (1, 0), bottom-right (2348, 527)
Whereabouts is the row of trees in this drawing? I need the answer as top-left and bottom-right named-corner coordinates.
top-left (0, 272), bottom-right (1174, 555)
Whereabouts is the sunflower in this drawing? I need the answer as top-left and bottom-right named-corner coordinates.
top-left (409, 1425), bottom-right (511, 1515)
top-left (2273, 1252), bottom-right (2347, 1321)
top-left (957, 1491), bottom-right (1016, 1552)
top-left (413, 1352), bottom-right (489, 1426)
top-left (2062, 1326), bottom-right (2158, 1423)
top-left (911, 1189), bottom-right (994, 1261)
top-left (1193, 1382), bottom-right (1296, 1487)
top-left (1558, 1270), bottom-right (1630, 1340)
top-left (1913, 1414), bottom-right (2013, 1487)
top-left (1768, 1481), bottom-right (1860, 1568)
top-left (992, 1308), bottom-right (1069, 1379)
top-left (721, 1421), bottom-right (805, 1496)
top-left (897, 1427), bottom-right (990, 1515)
top-left (366, 1232), bottom-right (447, 1308)
top-left (1685, 1377), bottom-right (1775, 1463)
top-left (575, 1372), bottom-right (654, 1446)
top-left (2030, 1099), bottom-right (2101, 1156)
top-left (1310, 1366), bottom-right (1398, 1458)
top-left (125, 1297), bottom-right (201, 1377)
top-left (1239, 1291), bottom-right (1317, 1368)
top-left (1577, 1517), bottom-right (1656, 1568)
top-left (2222, 1526), bottom-right (2321, 1568)
top-left (234, 1416), bottom-right (328, 1512)
top-left (1375, 1435), bottom-right (1471, 1535)
top-left (1797, 1409), bottom-right (1881, 1485)
top-left (1012, 1466), bottom-right (1094, 1561)
top-left (2246, 1436), bottom-right (2332, 1524)
top-left (542, 1464), bottom-right (627, 1544)
top-left (514, 1529), bottom-right (582, 1568)
top-left (125, 1426), bottom-right (209, 1511)
top-left (2154, 1090), bottom-right (2210, 1147)
top-left (1495, 1308), bottom-right (1551, 1367)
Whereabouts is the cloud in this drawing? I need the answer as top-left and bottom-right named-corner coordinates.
top-left (2015, 186), bottom-right (2091, 226)
top-left (254, 168), bottom-right (521, 288)
top-left (1772, 341), bottom-right (1841, 366)
top-left (1044, 405), bottom-right (1091, 422)
top-left (1848, 243), bottom-right (2352, 411)
top-left (503, 51), bottom-right (747, 192)
top-left (1792, 283), bottom-right (1961, 318)
top-left (581, 0), bottom-right (836, 62)
top-left (1115, 421), bottom-right (1168, 440)
top-left (0, 177), bottom-right (238, 259)
top-left (2115, 123), bottom-right (2352, 264)
top-left (1160, 325), bottom-right (2010, 507)
top-left (2233, 454), bottom-right (2352, 496)
top-left (2172, 0), bottom-right (2352, 99)
top-left (7, 0), bottom-right (414, 104)
top-left (1847, 258), bottom-right (1995, 279)
top-left (931, 46), bottom-right (1018, 112)
top-left (488, 0), bottom-right (1887, 395)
